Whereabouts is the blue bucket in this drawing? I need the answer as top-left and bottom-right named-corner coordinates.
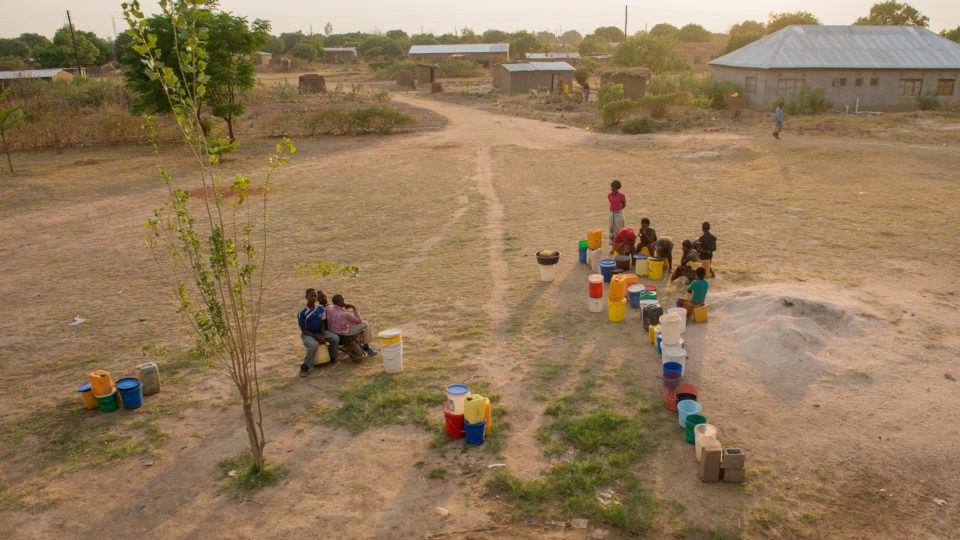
top-left (627, 286), bottom-right (643, 309)
top-left (578, 247), bottom-right (588, 264)
top-left (677, 399), bottom-right (702, 428)
top-left (115, 378), bottom-right (143, 410)
top-left (599, 259), bottom-right (616, 283)
top-left (656, 332), bottom-right (663, 354)
top-left (663, 361), bottom-right (684, 376)
top-left (464, 419), bottom-right (486, 446)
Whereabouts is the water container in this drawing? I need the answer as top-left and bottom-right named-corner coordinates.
top-left (642, 303), bottom-right (663, 330)
top-left (649, 324), bottom-right (660, 344)
top-left (115, 378), bottom-right (143, 410)
top-left (627, 285), bottom-right (644, 309)
top-left (662, 346), bottom-right (687, 371)
top-left (136, 363), bottom-right (160, 396)
top-left (662, 370), bottom-right (682, 390)
top-left (668, 307), bottom-right (687, 333)
top-left (464, 419), bottom-right (486, 445)
top-left (464, 394), bottom-right (486, 424)
top-left (622, 273), bottom-right (639, 288)
top-left (693, 304), bottom-right (709, 323)
top-left (647, 258), bottom-right (665, 280)
top-left (446, 384), bottom-right (468, 414)
top-left (694, 424), bottom-right (719, 463)
top-left (536, 250), bottom-right (560, 282)
top-left (684, 414), bottom-right (707, 444)
top-left (589, 248), bottom-right (603, 274)
top-left (662, 383), bottom-right (699, 412)
top-left (484, 398), bottom-right (492, 435)
top-left (662, 361), bottom-right (683, 376)
top-left (588, 297), bottom-right (604, 313)
top-left (599, 259), bottom-right (616, 283)
top-left (634, 254), bottom-right (648, 276)
top-left (95, 390), bottom-right (119, 413)
top-left (677, 399), bottom-right (702, 428)
top-left (382, 343), bottom-right (403, 374)
top-left (588, 274), bottom-right (604, 298)
top-left (608, 298), bottom-right (626, 322)
top-left (587, 229), bottom-right (603, 250)
top-left (76, 383), bottom-right (99, 410)
top-left (615, 255), bottom-right (631, 271)
top-left (89, 370), bottom-right (114, 396)
top-left (578, 240), bottom-right (588, 263)
top-left (378, 328), bottom-right (402, 346)
top-left (644, 284), bottom-right (657, 292)
top-left (659, 313), bottom-right (682, 346)
top-left (444, 406), bottom-right (465, 439)
top-left (609, 274), bottom-right (628, 302)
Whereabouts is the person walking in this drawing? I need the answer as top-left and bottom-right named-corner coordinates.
top-left (773, 103), bottom-right (784, 139)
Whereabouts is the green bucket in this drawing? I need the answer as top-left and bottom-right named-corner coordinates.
top-left (95, 390), bottom-right (119, 413)
top-left (578, 239), bottom-right (588, 249)
top-left (684, 414), bottom-right (707, 444)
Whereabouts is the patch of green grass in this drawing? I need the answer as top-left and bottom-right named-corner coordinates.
top-left (218, 453), bottom-right (287, 494)
top-left (427, 467), bottom-right (447, 479)
top-left (549, 409), bottom-right (653, 459)
top-left (799, 511), bottom-right (821, 524)
top-left (749, 505), bottom-right (796, 533)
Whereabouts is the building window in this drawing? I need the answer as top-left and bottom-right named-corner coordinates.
top-left (898, 79), bottom-right (923, 96)
top-left (870, 77), bottom-right (879, 86)
top-left (777, 78), bottom-right (803, 98)
top-left (744, 76), bottom-right (757, 94)
top-left (832, 78), bottom-right (847, 87)
top-left (936, 79), bottom-right (956, 96)
top-left (855, 78), bottom-right (863, 87)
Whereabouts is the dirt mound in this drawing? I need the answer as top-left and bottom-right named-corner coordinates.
top-left (711, 285), bottom-right (874, 399)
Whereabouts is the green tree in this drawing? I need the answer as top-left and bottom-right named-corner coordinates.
top-left (649, 23), bottom-right (679, 39)
top-left (122, 6), bottom-right (268, 141)
top-left (0, 89), bottom-right (24, 174)
top-left (720, 31), bottom-right (766, 55)
top-left (410, 33), bottom-right (438, 45)
top-left (289, 42), bottom-right (318, 61)
top-left (677, 23), bottom-right (711, 42)
top-left (729, 20), bottom-right (765, 37)
top-left (943, 27), bottom-right (960, 43)
top-left (560, 30), bottom-right (582, 47)
top-left (17, 33), bottom-right (51, 51)
top-left (459, 28), bottom-right (480, 43)
top-left (0, 39), bottom-right (31, 60)
top-left (482, 29), bottom-right (510, 43)
top-left (279, 31), bottom-right (306, 51)
top-left (578, 35), bottom-right (610, 55)
top-left (262, 35), bottom-right (284, 55)
top-left (359, 35), bottom-right (405, 61)
top-left (78, 30), bottom-right (114, 64)
top-left (767, 12), bottom-right (821, 34)
top-left (385, 29), bottom-right (408, 41)
top-left (536, 31), bottom-right (559, 47)
top-left (437, 33), bottom-right (459, 44)
top-left (36, 25), bottom-right (100, 67)
top-left (854, 1), bottom-right (929, 26)
top-left (592, 26), bottom-right (625, 43)
top-left (509, 31), bottom-right (544, 58)
top-left (612, 35), bottom-right (689, 73)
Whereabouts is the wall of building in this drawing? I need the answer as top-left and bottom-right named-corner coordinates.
top-left (712, 66), bottom-right (960, 111)
top-left (495, 69), bottom-right (573, 94)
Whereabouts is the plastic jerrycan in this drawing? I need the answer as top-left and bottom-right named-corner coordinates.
top-left (464, 394), bottom-right (486, 424)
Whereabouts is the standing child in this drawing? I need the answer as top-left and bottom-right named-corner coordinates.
top-left (607, 180), bottom-right (626, 250)
top-left (697, 221), bottom-right (717, 278)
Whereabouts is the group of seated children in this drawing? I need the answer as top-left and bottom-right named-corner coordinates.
top-left (297, 288), bottom-right (377, 377)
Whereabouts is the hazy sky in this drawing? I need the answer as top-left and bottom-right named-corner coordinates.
top-left (4, 0), bottom-right (959, 40)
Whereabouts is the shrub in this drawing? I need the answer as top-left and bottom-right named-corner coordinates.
top-left (638, 92), bottom-right (684, 119)
top-left (917, 92), bottom-right (940, 111)
top-left (348, 106), bottom-right (415, 134)
top-left (574, 66), bottom-right (593, 87)
top-left (621, 117), bottom-right (653, 134)
top-left (597, 83), bottom-right (624, 109)
top-left (600, 99), bottom-right (638, 127)
top-left (305, 107), bottom-right (353, 135)
top-left (782, 85), bottom-right (830, 115)
top-left (437, 59), bottom-right (484, 78)
top-left (372, 60), bottom-right (416, 80)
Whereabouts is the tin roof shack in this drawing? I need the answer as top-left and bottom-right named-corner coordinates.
top-left (254, 51), bottom-right (272, 65)
top-left (409, 44), bottom-right (509, 66)
top-left (323, 47), bottom-right (358, 64)
top-left (0, 68), bottom-right (74, 90)
top-left (526, 52), bottom-right (581, 62)
top-left (597, 67), bottom-right (651, 99)
top-left (494, 62), bottom-right (575, 94)
top-left (709, 25), bottom-right (960, 111)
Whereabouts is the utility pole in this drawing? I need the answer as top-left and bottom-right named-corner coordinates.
top-left (111, 15), bottom-right (118, 40)
top-left (624, 5), bottom-right (628, 39)
top-left (66, 11), bottom-right (83, 75)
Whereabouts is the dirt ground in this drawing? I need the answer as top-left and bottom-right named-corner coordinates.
top-left (1, 82), bottom-right (959, 539)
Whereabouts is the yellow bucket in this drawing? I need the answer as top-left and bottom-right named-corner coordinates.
top-left (693, 304), bottom-right (709, 323)
top-left (378, 328), bottom-right (402, 345)
top-left (608, 298), bottom-right (626, 322)
top-left (647, 258), bottom-right (665, 280)
top-left (77, 384), bottom-right (99, 410)
top-left (587, 229), bottom-right (603, 250)
top-left (649, 324), bottom-right (660, 344)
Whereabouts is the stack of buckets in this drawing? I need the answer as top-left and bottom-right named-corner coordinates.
top-left (378, 329), bottom-right (403, 374)
top-left (77, 369), bottom-right (144, 413)
top-left (444, 384), bottom-right (492, 445)
top-left (607, 273), bottom-right (638, 322)
top-left (587, 274), bottom-right (604, 313)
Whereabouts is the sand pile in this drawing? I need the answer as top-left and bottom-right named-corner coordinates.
top-left (711, 285), bottom-right (873, 398)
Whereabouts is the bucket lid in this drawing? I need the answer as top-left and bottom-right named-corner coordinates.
top-left (638, 299), bottom-right (658, 306)
top-left (77, 383), bottom-right (92, 392)
top-left (446, 384), bottom-right (468, 396)
top-left (633, 254), bottom-right (647, 259)
top-left (378, 328), bottom-right (402, 339)
top-left (644, 285), bottom-right (657, 291)
top-left (115, 378), bottom-right (141, 390)
top-left (588, 274), bottom-right (603, 282)
top-left (599, 259), bottom-right (616, 266)
top-left (627, 285), bottom-right (644, 293)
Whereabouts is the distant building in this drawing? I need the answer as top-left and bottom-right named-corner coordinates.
top-left (526, 52), bottom-right (580, 62)
top-left (0, 68), bottom-right (74, 89)
top-left (710, 25), bottom-right (960, 111)
top-left (493, 62), bottom-right (575, 94)
top-left (597, 67), bottom-right (651, 99)
top-left (409, 44), bottom-right (509, 66)
top-left (253, 51), bottom-right (272, 65)
top-left (323, 47), bottom-right (358, 64)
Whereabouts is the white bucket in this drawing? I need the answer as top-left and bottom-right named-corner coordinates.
top-left (659, 312), bottom-right (682, 346)
top-left (695, 424), bottom-right (719, 463)
top-left (382, 343), bottom-right (403, 374)
top-left (589, 248), bottom-right (603, 274)
top-left (538, 263), bottom-right (558, 282)
top-left (446, 384), bottom-right (468, 414)
top-left (661, 345), bottom-right (687, 370)
top-left (668, 307), bottom-right (687, 333)
top-left (588, 297), bottom-right (604, 313)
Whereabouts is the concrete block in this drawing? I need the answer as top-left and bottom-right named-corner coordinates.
top-left (698, 443), bottom-right (722, 482)
top-left (722, 447), bottom-right (746, 469)
top-left (721, 467), bottom-right (745, 483)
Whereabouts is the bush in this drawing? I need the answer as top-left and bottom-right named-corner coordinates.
top-left (574, 66), bottom-right (593, 87)
top-left (305, 107), bottom-right (353, 135)
top-left (782, 85), bottom-right (830, 115)
top-left (638, 92), bottom-right (684, 119)
top-left (917, 92), bottom-right (940, 111)
top-left (348, 106), bottom-right (415, 134)
top-left (648, 73), bottom-right (740, 110)
top-left (438, 59), bottom-right (485, 78)
top-left (372, 60), bottom-right (416, 80)
top-left (600, 99), bottom-right (638, 127)
top-left (597, 83), bottom-right (624, 109)
top-left (621, 117), bottom-right (653, 134)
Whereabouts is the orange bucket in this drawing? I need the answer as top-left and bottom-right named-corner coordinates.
top-left (89, 370), bottom-right (114, 396)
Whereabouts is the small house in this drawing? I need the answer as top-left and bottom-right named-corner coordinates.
top-left (597, 67), bottom-right (651, 99)
top-left (254, 51), bottom-right (272, 65)
top-left (323, 47), bottom-right (358, 64)
top-left (0, 68), bottom-right (74, 90)
top-left (415, 64), bottom-right (436, 84)
top-left (493, 62), bottom-right (575, 94)
top-left (409, 44), bottom-right (509, 66)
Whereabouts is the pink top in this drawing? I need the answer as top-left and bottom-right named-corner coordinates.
top-left (608, 192), bottom-right (626, 212)
top-left (326, 305), bottom-right (362, 334)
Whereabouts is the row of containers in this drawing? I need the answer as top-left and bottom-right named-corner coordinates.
top-left (587, 272), bottom-right (659, 320)
top-left (75, 363), bottom-right (161, 412)
top-left (443, 384), bottom-right (492, 446)
top-left (579, 232), bottom-right (668, 280)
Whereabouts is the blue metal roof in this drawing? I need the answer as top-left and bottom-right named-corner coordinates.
top-left (526, 52), bottom-right (580, 60)
top-left (409, 43), bottom-right (509, 55)
top-left (499, 62), bottom-right (575, 72)
top-left (710, 25), bottom-right (960, 70)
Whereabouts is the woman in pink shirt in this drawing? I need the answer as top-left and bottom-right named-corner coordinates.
top-left (327, 294), bottom-right (377, 360)
top-left (607, 180), bottom-right (626, 247)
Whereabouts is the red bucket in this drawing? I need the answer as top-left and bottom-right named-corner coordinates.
top-left (662, 383), bottom-right (699, 412)
top-left (444, 406), bottom-right (464, 439)
top-left (588, 281), bottom-right (603, 298)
